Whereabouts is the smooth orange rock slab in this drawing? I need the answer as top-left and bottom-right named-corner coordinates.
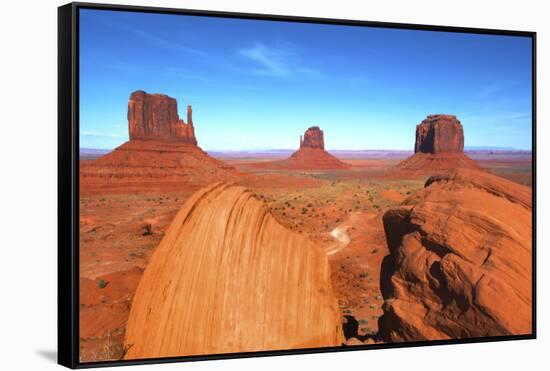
top-left (378, 169), bottom-right (532, 342)
top-left (124, 183), bottom-right (343, 359)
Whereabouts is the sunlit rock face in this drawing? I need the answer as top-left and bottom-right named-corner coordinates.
top-left (128, 90), bottom-right (197, 144)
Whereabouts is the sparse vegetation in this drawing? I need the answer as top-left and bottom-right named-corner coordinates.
top-left (97, 279), bottom-right (108, 289)
top-left (142, 224), bottom-right (153, 236)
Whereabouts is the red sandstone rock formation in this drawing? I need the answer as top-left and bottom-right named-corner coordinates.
top-left (398, 114), bottom-right (480, 171)
top-left (124, 183), bottom-right (343, 358)
top-left (300, 126), bottom-right (325, 149)
top-left (286, 147), bottom-right (350, 169)
top-left (378, 168), bottom-right (532, 342)
top-left (81, 91), bottom-right (238, 187)
top-left (128, 90), bottom-right (197, 144)
top-left (414, 114), bottom-right (464, 154)
top-left (80, 140), bottom-right (237, 184)
top-left (262, 126), bottom-right (349, 170)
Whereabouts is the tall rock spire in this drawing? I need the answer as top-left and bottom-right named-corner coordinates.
top-left (187, 105), bottom-right (193, 127)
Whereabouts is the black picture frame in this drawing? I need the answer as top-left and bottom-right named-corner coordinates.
top-left (58, 2), bottom-right (537, 369)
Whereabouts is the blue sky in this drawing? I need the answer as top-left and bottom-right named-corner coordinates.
top-left (80, 9), bottom-right (533, 150)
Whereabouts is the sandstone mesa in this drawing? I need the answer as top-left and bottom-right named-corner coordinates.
top-left (398, 114), bottom-right (480, 171)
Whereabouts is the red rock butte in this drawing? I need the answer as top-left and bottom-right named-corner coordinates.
top-left (300, 126), bottom-right (325, 149)
top-left (124, 183), bottom-right (343, 358)
top-left (80, 91), bottom-right (238, 188)
top-left (128, 90), bottom-right (197, 144)
top-left (263, 126), bottom-right (349, 170)
top-left (397, 114), bottom-right (480, 171)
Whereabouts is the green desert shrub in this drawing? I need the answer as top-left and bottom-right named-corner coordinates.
top-left (97, 279), bottom-right (108, 289)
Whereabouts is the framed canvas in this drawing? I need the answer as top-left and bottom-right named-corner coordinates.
top-left (58, 2), bottom-right (536, 368)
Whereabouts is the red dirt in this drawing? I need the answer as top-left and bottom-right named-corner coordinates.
top-left (328, 212), bottom-right (389, 340)
top-left (380, 189), bottom-right (406, 202)
top-left (79, 267), bottom-right (143, 361)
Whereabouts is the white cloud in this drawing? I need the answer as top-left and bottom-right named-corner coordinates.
top-left (477, 81), bottom-right (518, 99)
top-left (238, 44), bottom-right (290, 77)
top-left (238, 43), bottom-right (320, 78)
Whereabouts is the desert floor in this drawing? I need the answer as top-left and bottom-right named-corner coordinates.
top-left (78, 152), bottom-right (531, 361)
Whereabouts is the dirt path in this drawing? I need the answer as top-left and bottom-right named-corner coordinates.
top-left (326, 212), bottom-right (365, 256)
top-left (328, 211), bottom-right (389, 341)
top-left (327, 226), bottom-right (351, 255)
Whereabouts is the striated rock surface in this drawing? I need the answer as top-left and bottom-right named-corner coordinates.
top-left (128, 90), bottom-right (197, 144)
top-left (81, 91), bottom-right (238, 188)
top-left (124, 183), bottom-right (343, 358)
top-left (300, 126), bottom-right (325, 149)
top-left (378, 169), bottom-right (532, 342)
top-left (398, 114), bottom-right (480, 171)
